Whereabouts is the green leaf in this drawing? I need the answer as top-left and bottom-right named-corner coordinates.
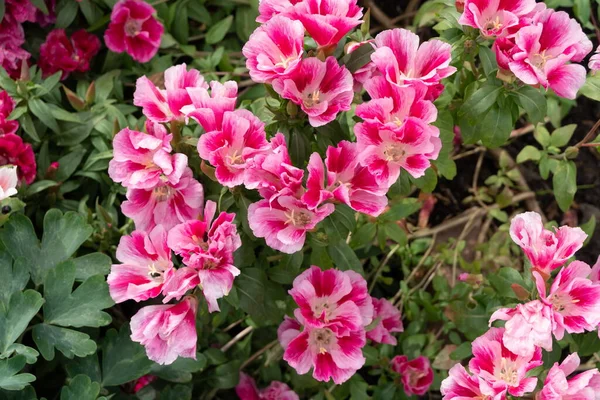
top-left (102, 324), bottom-right (154, 387)
top-left (411, 167), bottom-right (438, 192)
top-left (350, 223), bottom-right (376, 248)
top-left (581, 215), bottom-right (596, 246)
top-left (550, 124), bottom-right (576, 148)
top-left (574, 0), bottom-right (591, 24)
top-left (513, 86), bottom-right (547, 124)
top-left (171, 0), bottom-right (189, 43)
top-left (0, 0), bottom-right (5, 24)
top-left (161, 384), bottom-right (193, 400)
top-left (94, 71), bottom-right (120, 103)
top-left (60, 375), bottom-right (100, 400)
top-left (343, 43), bottom-right (375, 73)
top-left (488, 268), bottom-right (526, 298)
top-left (206, 15), bottom-right (233, 44)
top-left (30, 0), bottom-right (49, 14)
top-left (328, 240), bottom-right (364, 275)
top-left (534, 124), bottom-right (551, 147)
top-left (43, 260), bottom-right (113, 328)
top-left (516, 145), bottom-right (541, 163)
top-left (459, 85), bottom-right (502, 120)
top-left (0, 356), bottom-right (35, 391)
top-left (55, 0), bottom-right (79, 28)
top-left (480, 105), bottom-right (513, 148)
top-left (55, 149), bottom-right (87, 181)
top-left (72, 253), bottom-right (111, 282)
top-left (269, 252), bottom-right (303, 284)
top-left (570, 331), bottom-right (600, 356)
top-left (28, 98), bottom-right (59, 133)
top-left (450, 342), bottom-right (472, 360)
top-left (553, 160), bottom-right (577, 211)
top-left (19, 114), bottom-right (39, 142)
top-left (24, 180), bottom-right (57, 197)
top-left (32, 324), bottom-right (96, 361)
top-left (0, 290), bottom-right (43, 354)
top-left (580, 74), bottom-right (600, 101)
top-left (235, 6), bottom-right (258, 42)
top-left (236, 268), bottom-right (285, 324)
top-left (151, 354), bottom-right (207, 383)
top-left (479, 45), bottom-right (498, 76)
top-left (208, 361), bottom-right (241, 389)
top-left (0, 246), bottom-right (29, 307)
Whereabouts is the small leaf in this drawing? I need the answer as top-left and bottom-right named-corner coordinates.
top-left (0, 356), bottom-right (35, 391)
top-left (550, 124), bottom-right (576, 148)
top-left (206, 15), bottom-right (233, 44)
top-left (516, 145), bottom-right (541, 163)
top-left (552, 160), bottom-right (577, 211)
top-left (60, 374), bottom-right (100, 400)
top-left (28, 98), bottom-right (59, 133)
top-left (55, 0), bottom-right (79, 28)
top-left (72, 253), bottom-right (111, 282)
top-left (343, 43), bottom-right (375, 73)
top-left (32, 324), bottom-right (97, 361)
top-left (579, 74), bottom-right (600, 102)
top-left (512, 86), bottom-right (547, 124)
top-left (479, 45), bottom-right (498, 77)
top-left (0, 290), bottom-right (44, 354)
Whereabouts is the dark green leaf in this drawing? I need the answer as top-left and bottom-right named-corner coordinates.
top-left (102, 325), bottom-right (153, 387)
top-left (488, 267), bottom-right (525, 298)
top-left (478, 45), bottom-right (498, 77)
top-left (0, 246), bottom-right (29, 307)
top-left (55, 0), bottom-right (79, 28)
top-left (171, 0), bottom-right (189, 44)
top-left (206, 16), bottom-right (233, 44)
top-left (459, 85), bottom-right (502, 119)
top-left (328, 241), bottom-right (364, 275)
top-left (208, 361), bottom-right (241, 389)
top-left (574, 0), bottom-right (591, 24)
top-left (0, 356), bottom-right (35, 391)
top-left (60, 375), bottom-right (100, 400)
top-left (55, 149), bottom-right (87, 181)
top-left (513, 86), bottom-right (547, 124)
top-left (30, 0), bottom-right (48, 14)
top-left (0, 291), bottom-right (44, 354)
top-left (28, 98), bottom-right (59, 133)
top-left (450, 342), bottom-right (472, 360)
top-left (235, 6), bottom-right (258, 42)
top-left (343, 43), bottom-right (375, 73)
top-left (161, 384), bottom-right (192, 400)
top-left (72, 253), bottom-right (111, 282)
top-left (32, 324), bottom-right (97, 361)
top-left (553, 160), bottom-right (577, 211)
top-left (269, 252), bottom-right (303, 284)
top-left (480, 105), bottom-right (513, 148)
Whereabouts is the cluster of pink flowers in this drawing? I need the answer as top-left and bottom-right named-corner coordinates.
top-left (441, 211), bottom-right (600, 399)
top-left (0, 0), bottom-right (37, 77)
top-left (458, 0), bottom-right (593, 99)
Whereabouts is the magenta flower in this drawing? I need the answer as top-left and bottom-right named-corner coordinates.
top-left (468, 327), bottom-right (542, 397)
top-left (104, 0), bottom-right (164, 63)
top-left (391, 355), bottom-right (434, 396)
top-left (182, 80), bottom-right (238, 132)
top-left (121, 167), bottom-right (204, 232)
top-left (0, 133), bottom-right (36, 184)
top-left (366, 297), bottom-right (403, 345)
top-left (198, 110), bottom-right (269, 187)
top-left (441, 364), bottom-right (506, 400)
top-left (287, 0), bottom-right (362, 51)
top-left (107, 226), bottom-right (172, 303)
top-left (134, 64), bottom-right (209, 123)
top-left (242, 15), bottom-right (305, 84)
top-left (510, 212), bottom-right (587, 277)
top-left (130, 296), bottom-right (198, 365)
top-left (0, 90), bottom-right (19, 136)
top-left (489, 300), bottom-right (553, 357)
top-left (0, 16), bottom-right (30, 79)
top-left (248, 196), bottom-right (334, 254)
top-left (5, 0), bottom-right (37, 23)
top-left (289, 266), bottom-right (373, 335)
top-left (371, 29), bottom-right (456, 99)
top-left (589, 46), bottom-right (600, 72)
top-left (536, 261), bottom-right (600, 340)
top-left (272, 57), bottom-right (354, 127)
top-left (256, 0), bottom-right (302, 23)
top-left (459, 0), bottom-right (537, 38)
top-left (108, 124), bottom-right (188, 190)
top-left (39, 29), bottom-right (101, 79)
top-left (507, 8), bottom-right (593, 99)
top-left (235, 372), bottom-right (299, 400)
top-left (536, 353), bottom-right (600, 400)
top-left (0, 166), bottom-right (18, 201)
top-left (355, 118), bottom-right (441, 187)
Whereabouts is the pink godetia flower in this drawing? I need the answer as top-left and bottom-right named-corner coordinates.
top-left (108, 124), bottom-right (188, 190)
top-left (489, 300), bottom-right (553, 357)
top-left (288, 266), bottom-right (374, 335)
top-left (244, 133), bottom-right (304, 201)
top-left (0, 16), bottom-right (30, 79)
top-left (39, 29), bottom-right (101, 79)
top-left (506, 8), bottom-right (593, 99)
top-left (458, 0), bottom-right (537, 38)
top-left (107, 225), bottom-right (172, 303)
top-left (366, 297), bottom-right (403, 345)
top-left (104, 0), bottom-right (164, 63)
top-left (0, 90), bottom-right (19, 136)
top-left (535, 261), bottom-right (600, 340)
top-left (248, 196), bottom-right (334, 254)
top-left (354, 118), bottom-right (441, 187)
top-left (5, 0), bottom-right (36, 23)
top-left (272, 57), bottom-right (353, 127)
top-left (0, 165), bottom-right (18, 201)
top-left (589, 46), bottom-right (600, 73)
top-left (235, 372), bottom-right (299, 400)
top-left (132, 375), bottom-right (157, 393)
top-left (278, 315), bottom-right (367, 384)
top-left (536, 353), bottom-right (600, 400)
top-left (509, 211), bottom-right (587, 277)
top-left (242, 15), bottom-right (304, 84)
top-left (130, 296), bottom-right (198, 365)
top-left (256, 0), bottom-right (302, 23)
top-left (469, 327), bottom-right (542, 397)
top-left (0, 133), bottom-right (36, 184)
top-left (441, 364), bottom-right (506, 400)
top-left (163, 200), bottom-right (241, 312)
top-left (371, 29), bottom-right (456, 100)
top-left (198, 110), bottom-right (269, 187)
top-left (121, 167), bottom-right (204, 232)
top-left (303, 141), bottom-right (388, 217)
top-left (391, 355), bottom-right (434, 396)
top-left (493, 37), bottom-right (519, 72)
top-left (287, 0), bottom-right (362, 52)
top-left (181, 80), bottom-right (238, 132)
top-left (134, 64), bottom-right (209, 123)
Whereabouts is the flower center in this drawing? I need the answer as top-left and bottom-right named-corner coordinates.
top-left (309, 328), bottom-right (334, 355)
top-left (497, 358), bottom-right (519, 386)
top-left (147, 263), bottom-right (165, 281)
top-left (227, 150), bottom-right (245, 166)
top-left (484, 16), bottom-right (503, 33)
top-left (383, 144), bottom-right (406, 162)
top-left (312, 300), bottom-right (332, 321)
top-left (284, 209), bottom-right (312, 227)
top-left (532, 50), bottom-right (553, 69)
top-left (550, 293), bottom-right (577, 313)
top-left (124, 19), bottom-right (143, 37)
top-left (275, 56), bottom-right (295, 69)
top-left (392, 117), bottom-right (404, 127)
top-left (191, 235), bottom-right (209, 250)
top-left (153, 185), bottom-right (173, 202)
top-left (304, 91), bottom-right (321, 107)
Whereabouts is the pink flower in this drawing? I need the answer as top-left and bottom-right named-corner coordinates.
top-left (132, 375), bottom-right (157, 393)
top-left (459, 0), bottom-right (537, 38)
top-left (248, 196), bottom-right (334, 254)
top-left (287, 0), bottom-right (362, 51)
top-left (130, 296), bottom-right (198, 365)
top-left (289, 266), bottom-right (373, 335)
top-left (536, 353), bottom-right (600, 400)
top-left (355, 118), bottom-right (441, 186)
top-left (182, 80), bottom-right (238, 132)
top-left (163, 200), bottom-right (241, 312)
top-left (280, 316), bottom-right (367, 384)
top-left (469, 327), bottom-right (542, 397)
top-left (134, 64), bottom-right (209, 123)
top-left (441, 364), bottom-right (506, 400)
top-left (0, 166), bottom-right (18, 201)
top-left (235, 372), bottom-right (299, 400)
top-left (242, 16), bottom-right (304, 84)
top-left (493, 37), bottom-right (519, 71)
top-left (34, 0), bottom-right (57, 27)
top-left (489, 300), bottom-right (553, 357)
top-left (107, 226), bottom-right (172, 303)
top-left (39, 29), bottom-right (101, 79)
top-left (0, 90), bottom-right (19, 136)
top-left (104, 0), bottom-right (164, 63)
top-left (108, 124), bottom-right (188, 190)
top-left (0, 133), bottom-right (36, 184)
top-left (391, 355), bottom-right (433, 396)
top-left (509, 212), bottom-right (587, 276)
top-left (272, 57), bottom-right (353, 127)
top-left (0, 16), bottom-right (30, 79)
top-left (536, 261), bottom-right (600, 340)
top-left (256, 0), bottom-right (302, 23)
top-left (366, 297), bottom-right (403, 345)
top-left (347, 41), bottom-right (377, 92)
top-left (371, 29), bottom-right (456, 99)
top-left (589, 46), bottom-right (600, 72)
top-left (122, 167), bottom-right (204, 232)
top-left (198, 110), bottom-right (269, 187)
top-left (5, 0), bottom-right (37, 23)
top-left (507, 8), bottom-right (593, 99)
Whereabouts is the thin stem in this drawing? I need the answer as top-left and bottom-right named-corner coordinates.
top-left (369, 244), bottom-right (401, 293)
top-left (240, 340), bottom-right (279, 369)
top-left (575, 118), bottom-right (600, 148)
top-left (220, 326), bottom-right (254, 352)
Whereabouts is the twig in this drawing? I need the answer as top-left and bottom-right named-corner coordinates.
top-left (451, 211), bottom-right (479, 286)
top-left (240, 340), bottom-right (279, 369)
top-left (452, 146), bottom-right (485, 161)
top-left (471, 150), bottom-right (487, 208)
top-left (364, 1), bottom-right (396, 29)
top-left (369, 243), bottom-right (401, 293)
top-left (223, 319), bottom-right (243, 333)
top-left (220, 326), bottom-right (254, 352)
top-left (575, 117), bottom-right (600, 148)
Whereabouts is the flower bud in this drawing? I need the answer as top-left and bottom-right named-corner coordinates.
top-left (565, 146), bottom-right (579, 159)
top-left (455, 0), bottom-right (465, 12)
top-left (63, 86), bottom-right (86, 111)
top-left (85, 81), bottom-right (96, 105)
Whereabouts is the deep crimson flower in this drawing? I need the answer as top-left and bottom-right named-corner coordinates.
top-left (0, 91), bottom-right (19, 136)
top-left (0, 133), bottom-right (36, 184)
top-left (39, 29), bottom-right (101, 79)
top-left (0, 15), bottom-right (30, 79)
top-left (5, 0), bottom-right (37, 23)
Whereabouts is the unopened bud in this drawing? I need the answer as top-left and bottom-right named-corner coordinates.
top-left (45, 162), bottom-right (59, 180)
top-left (286, 101), bottom-right (298, 118)
top-left (455, 0), bottom-right (465, 12)
top-left (565, 146), bottom-right (579, 159)
top-left (85, 81), bottom-right (96, 105)
top-left (200, 160), bottom-right (217, 182)
top-left (63, 86), bottom-right (85, 111)
top-left (19, 59), bottom-right (30, 81)
top-left (511, 283), bottom-right (530, 301)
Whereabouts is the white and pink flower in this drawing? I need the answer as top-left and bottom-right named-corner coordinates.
top-left (0, 165), bottom-right (18, 201)
top-left (182, 80), bottom-right (238, 133)
top-left (536, 353), bottom-right (600, 400)
top-left (366, 297), bottom-right (403, 345)
top-left (590, 46), bottom-right (600, 72)
top-left (459, 0), bottom-right (537, 38)
top-left (235, 372), bottom-right (299, 400)
top-left (441, 364), bottom-right (506, 400)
